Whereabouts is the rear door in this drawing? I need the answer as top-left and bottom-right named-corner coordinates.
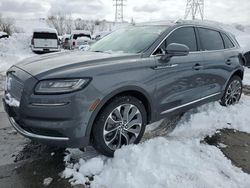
top-left (33, 32), bottom-right (58, 49)
top-left (154, 26), bottom-right (205, 116)
top-left (197, 27), bottom-right (232, 97)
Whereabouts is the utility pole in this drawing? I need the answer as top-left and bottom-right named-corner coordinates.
top-left (114, 0), bottom-right (126, 22)
top-left (184, 0), bottom-right (204, 20)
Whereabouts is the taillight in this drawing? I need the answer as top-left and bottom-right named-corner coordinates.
top-left (73, 41), bottom-right (75, 46)
top-left (31, 38), bottom-right (34, 45)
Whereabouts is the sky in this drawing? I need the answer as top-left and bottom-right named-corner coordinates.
top-left (0, 0), bottom-right (249, 24)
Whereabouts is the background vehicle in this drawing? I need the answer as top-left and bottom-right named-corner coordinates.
top-left (31, 28), bottom-right (60, 53)
top-left (69, 30), bottom-right (91, 49)
top-left (3, 21), bottom-right (244, 157)
top-left (0, 31), bottom-right (9, 39)
top-left (61, 34), bottom-right (71, 49)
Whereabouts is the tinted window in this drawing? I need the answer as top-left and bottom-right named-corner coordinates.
top-left (221, 33), bottom-right (234, 49)
top-left (198, 28), bottom-right (224, 50)
top-left (33, 32), bottom-right (57, 39)
top-left (73, 34), bottom-right (91, 40)
top-left (166, 27), bottom-right (197, 52)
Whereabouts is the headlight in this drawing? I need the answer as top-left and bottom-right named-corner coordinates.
top-left (35, 79), bottom-right (91, 94)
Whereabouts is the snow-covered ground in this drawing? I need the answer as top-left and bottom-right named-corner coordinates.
top-left (62, 96), bottom-right (250, 187)
top-left (0, 33), bottom-right (35, 73)
top-left (243, 68), bottom-right (250, 85)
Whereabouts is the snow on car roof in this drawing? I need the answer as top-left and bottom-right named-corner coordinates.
top-left (0, 31), bottom-right (8, 36)
top-left (33, 28), bottom-right (58, 34)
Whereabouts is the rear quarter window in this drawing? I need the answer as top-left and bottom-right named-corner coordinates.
top-left (221, 33), bottom-right (235, 49)
top-left (198, 28), bottom-right (224, 51)
top-left (33, 32), bottom-right (58, 39)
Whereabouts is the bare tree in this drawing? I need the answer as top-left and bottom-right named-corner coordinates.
top-left (74, 18), bottom-right (88, 30)
top-left (46, 13), bottom-right (73, 35)
top-left (0, 14), bottom-right (15, 35)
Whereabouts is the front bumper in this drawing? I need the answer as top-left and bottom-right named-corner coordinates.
top-left (3, 97), bottom-right (91, 148)
top-left (2, 67), bottom-right (97, 148)
top-left (31, 46), bottom-right (60, 52)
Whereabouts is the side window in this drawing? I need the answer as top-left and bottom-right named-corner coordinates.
top-left (221, 33), bottom-right (235, 49)
top-left (166, 27), bottom-right (198, 52)
top-left (198, 28), bottom-right (224, 51)
top-left (153, 27), bottom-right (197, 55)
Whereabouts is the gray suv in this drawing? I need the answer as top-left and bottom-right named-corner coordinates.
top-left (3, 20), bottom-right (244, 157)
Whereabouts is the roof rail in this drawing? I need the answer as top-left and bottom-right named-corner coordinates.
top-left (175, 19), bottom-right (224, 30)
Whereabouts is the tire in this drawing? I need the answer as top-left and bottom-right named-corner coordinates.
top-left (221, 75), bottom-right (243, 106)
top-left (92, 96), bottom-right (147, 157)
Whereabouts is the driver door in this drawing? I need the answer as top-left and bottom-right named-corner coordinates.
top-left (153, 27), bottom-right (205, 117)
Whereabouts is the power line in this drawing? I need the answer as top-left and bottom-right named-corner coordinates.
top-left (184, 0), bottom-right (204, 20)
top-left (113, 0), bottom-right (126, 22)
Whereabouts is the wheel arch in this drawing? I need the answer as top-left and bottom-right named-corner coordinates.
top-left (223, 68), bottom-right (244, 91)
top-left (85, 86), bottom-right (154, 139)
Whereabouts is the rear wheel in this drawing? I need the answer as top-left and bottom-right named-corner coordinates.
top-left (221, 76), bottom-right (242, 106)
top-left (92, 96), bottom-right (147, 157)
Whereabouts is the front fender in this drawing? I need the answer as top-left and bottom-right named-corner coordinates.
top-left (85, 85), bottom-right (154, 139)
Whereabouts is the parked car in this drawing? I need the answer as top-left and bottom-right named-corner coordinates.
top-left (31, 28), bottom-right (60, 53)
top-left (0, 31), bottom-right (9, 39)
top-left (69, 30), bottom-right (91, 49)
top-left (3, 20), bottom-right (244, 157)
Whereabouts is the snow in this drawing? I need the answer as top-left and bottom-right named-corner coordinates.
top-left (0, 33), bottom-right (35, 73)
top-left (43, 177), bottom-right (53, 186)
top-left (33, 27), bottom-right (58, 34)
top-left (62, 96), bottom-right (250, 187)
top-left (243, 67), bottom-right (250, 85)
top-left (5, 93), bottom-right (20, 107)
top-left (0, 31), bottom-right (8, 36)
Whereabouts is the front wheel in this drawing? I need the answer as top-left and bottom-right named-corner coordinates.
top-left (221, 76), bottom-right (243, 106)
top-left (92, 96), bottom-right (147, 157)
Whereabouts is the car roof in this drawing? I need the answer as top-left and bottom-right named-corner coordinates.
top-left (33, 28), bottom-right (58, 34)
top-left (0, 31), bottom-right (8, 36)
top-left (136, 19), bottom-right (225, 31)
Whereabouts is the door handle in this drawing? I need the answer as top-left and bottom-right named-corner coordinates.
top-left (226, 59), bottom-right (232, 65)
top-left (193, 63), bottom-right (203, 70)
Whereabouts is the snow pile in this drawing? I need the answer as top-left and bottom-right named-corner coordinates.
top-left (0, 33), bottom-right (35, 73)
top-left (5, 93), bottom-right (20, 107)
top-left (62, 96), bottom-right (250, 187)
top-left (243, 68), bottom-right (250, 85)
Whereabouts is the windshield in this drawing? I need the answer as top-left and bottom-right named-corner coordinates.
top-left (90, 26), bottom-right (166, 53)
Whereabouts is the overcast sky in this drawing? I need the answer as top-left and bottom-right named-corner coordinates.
top-left (0, 0), bottom-right (249, 24)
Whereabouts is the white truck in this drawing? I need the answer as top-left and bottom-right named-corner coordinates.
top-left (69, 30), bottom-right (91, 50)
top-left (31, 28), bottom-right (60, 53)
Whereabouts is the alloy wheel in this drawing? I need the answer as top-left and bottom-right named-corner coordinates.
top-left (103, 104), bottom-right (142, 150)
top-left (224, 79), bottom-right (242, 106)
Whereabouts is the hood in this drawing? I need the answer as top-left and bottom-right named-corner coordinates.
top-left (15, 51), bottom-right (140, 77)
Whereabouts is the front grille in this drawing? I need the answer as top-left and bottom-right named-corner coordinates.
top-left (6, 74), bottom-right (24, 101)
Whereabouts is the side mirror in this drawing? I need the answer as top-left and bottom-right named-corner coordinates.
top-left (161, 43), bottom-right (189, 60)
top-left (166, 43), bottom-right (190, 56)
